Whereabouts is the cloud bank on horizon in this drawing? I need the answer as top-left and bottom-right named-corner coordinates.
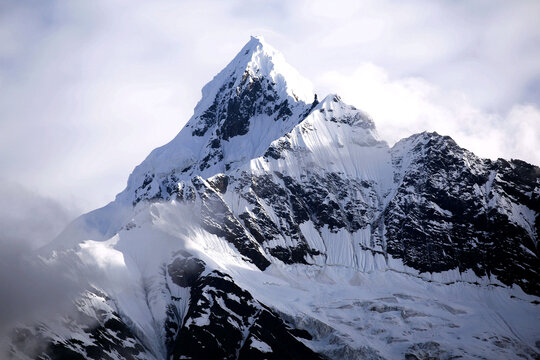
top-left (1, 0), bottom-right (539, 214)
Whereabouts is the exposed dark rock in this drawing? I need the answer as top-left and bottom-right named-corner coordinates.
top-left (192, 177), bottom-right (271, 270)
top-left (267, 245), bottom-right (320, 264)
top-left (168, 257), bottom-right (206, 287)
top-left (207, 174), bottom-right (229, 194)
top-left (383, 132), bottom-right (540, 295)
top-left (170, 271), bottom-right (323, 360)
top-left (10, 292), bottom-right (152, 360)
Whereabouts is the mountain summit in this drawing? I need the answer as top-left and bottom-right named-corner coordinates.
top-left (196, 35), bottom-right (314, 108)
top-left (120, 36), bottom-right (317, 206)
top-left (15, 37), bottom-right (540, 360)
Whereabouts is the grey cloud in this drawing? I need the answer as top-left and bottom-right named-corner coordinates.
top-left (0, 240), bottom-right (82, 333)
top-left (0, 182), bottom-right (116, 357)
top-left (0, 182), bottom-right (82, 336)
top-left (0, 181), bottom-right (78, 249)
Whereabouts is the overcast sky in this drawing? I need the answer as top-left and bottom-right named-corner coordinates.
top-left (1, 0), bottom-right (539, 218)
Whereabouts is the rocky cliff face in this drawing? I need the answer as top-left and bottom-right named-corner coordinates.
top-left (8, 37), bottom-right (539, 360)
top-left (385, 133), bottom-right (539, 295)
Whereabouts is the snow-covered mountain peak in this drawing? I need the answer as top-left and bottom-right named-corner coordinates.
top-left (119, 37), bottom-right (318, 206)
top-left (192, 35), bottom-right (314, 116)
top-left (227, 35), bottom-right (313, 102)
top-left (20, 37), bottom-right (540, 360)
top-left (317, 93), bottom-right (376, 129)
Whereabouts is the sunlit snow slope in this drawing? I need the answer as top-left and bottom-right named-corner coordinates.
top-left (10, 36), bottom-right (540, 360)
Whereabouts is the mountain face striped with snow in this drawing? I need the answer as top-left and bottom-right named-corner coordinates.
top-left (8, 37), bottom-right (540, 359)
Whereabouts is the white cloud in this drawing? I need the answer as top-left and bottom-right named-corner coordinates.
top-left (318, 63), bottom-right (540, 165)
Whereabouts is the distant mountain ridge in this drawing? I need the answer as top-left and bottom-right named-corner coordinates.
top-left (12, 36), bottom-right (540, 360)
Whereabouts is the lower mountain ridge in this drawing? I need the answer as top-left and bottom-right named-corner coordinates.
top-left (6, 37), bottom-right (539, 360)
